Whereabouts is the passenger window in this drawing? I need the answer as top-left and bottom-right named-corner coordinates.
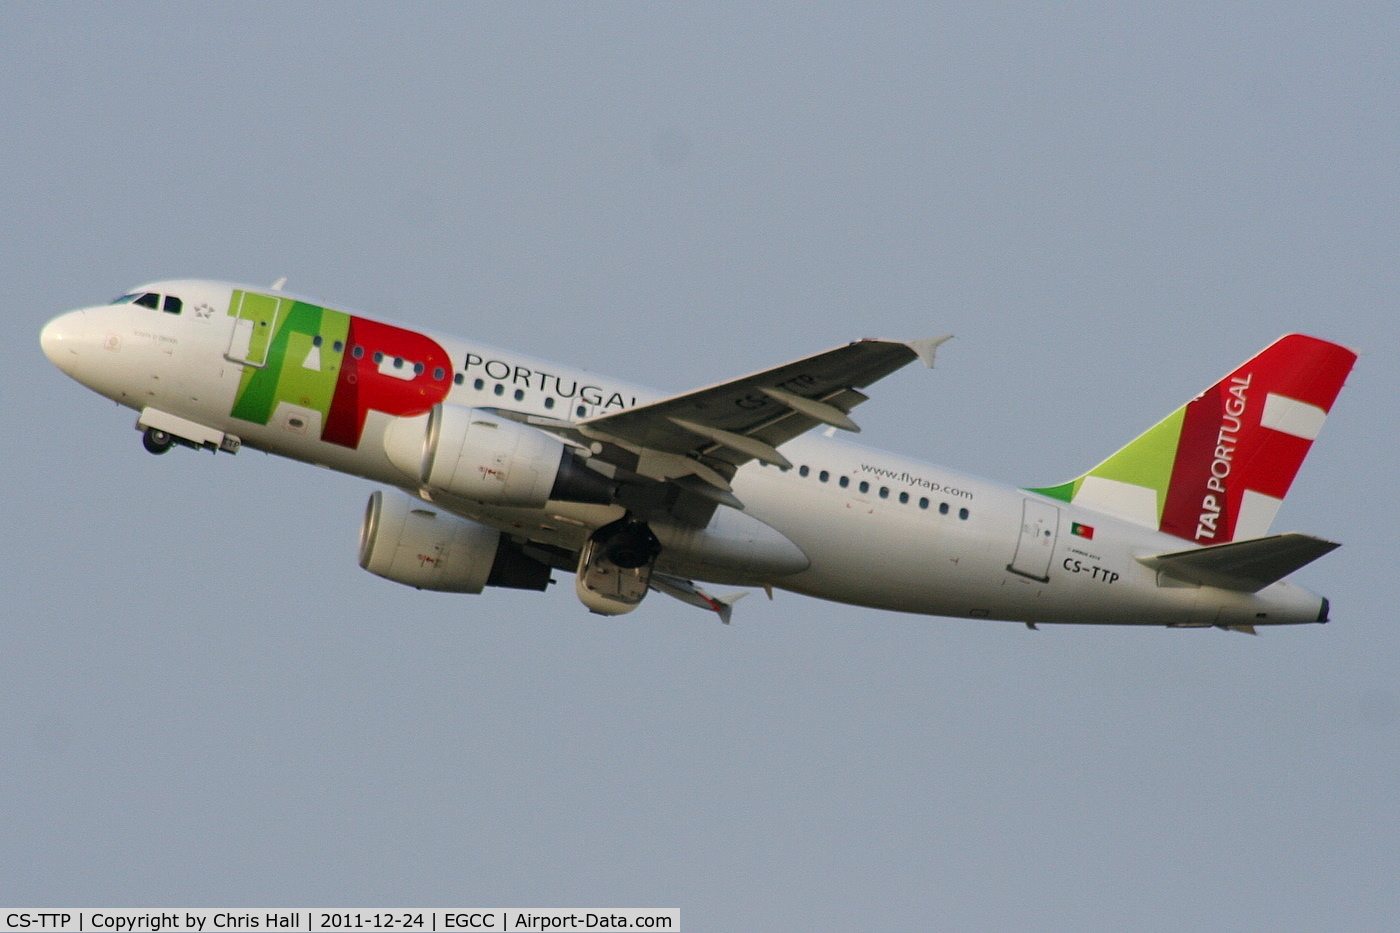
top-left (799, 465), bottom-right (810, 478)
top-left (858, 481), bottom-right (870, 494)
top-left (454, 373), bottom-right (465, 385)
top-left (919, 497), bottom-right (929, 509)
top-left (939, 502), bottom-right (950, 515)
top-left (879, 487), bottom-right (889, 499)
top-left (163, 296), bottom-right (182, 314)
top-left (513, 388), bottom-right (524, 401)
top-left (544, 397), bottom-right (555, 410)
top-left (959, 507), bottom-right (970, 520)
top-left (839, 476), bottom-right (850, 489)
top-left (134, 293), bottom-right (160, 309)
top-left (433, 367), bottom-right (445, 380)
top-left (899, 491), bottom-right (909, 504)
top-left (819, 470), bottom-right (829, 483)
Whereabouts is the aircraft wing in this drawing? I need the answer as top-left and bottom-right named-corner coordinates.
top-left (649, 572), bottom-right (748, 624)
top-left (575, 336), bottom-right (951, 495)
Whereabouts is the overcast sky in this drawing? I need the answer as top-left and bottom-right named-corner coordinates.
top-left (3, 4), bottom-right (1397, 930)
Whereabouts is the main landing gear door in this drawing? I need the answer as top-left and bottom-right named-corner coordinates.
top-left (225, 291), bottom-right (289, 368)
top-left (575, 519), bottom-right (661, 616)
top-left (1008, 497), bottom-right (1060, 583)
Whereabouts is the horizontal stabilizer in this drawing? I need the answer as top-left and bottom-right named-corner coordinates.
top-left (1138, 533), bottom-right (1339, 593)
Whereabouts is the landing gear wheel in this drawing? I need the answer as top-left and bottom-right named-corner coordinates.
top-left (142, 427), bottom-right (175, 455)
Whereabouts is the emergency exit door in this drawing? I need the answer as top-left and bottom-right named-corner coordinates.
top-left (1008, 497), bottom-right (1060, 582)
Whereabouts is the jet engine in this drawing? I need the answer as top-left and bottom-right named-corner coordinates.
top-left (382, 404), bottom-right (614, 508)
top-left (358, 489), bottom-right (551, 592)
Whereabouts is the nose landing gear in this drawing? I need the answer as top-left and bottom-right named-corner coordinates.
top-left (142, 427), bottom-right (175, 455)
top-left (134, 408), bottom-right (241, 455)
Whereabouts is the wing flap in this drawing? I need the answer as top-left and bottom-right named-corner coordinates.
top-left (1138, 533), bottom-right (1339, 592)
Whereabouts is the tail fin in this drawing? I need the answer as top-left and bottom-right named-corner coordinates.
top-left (1031, 334), bottom-right (1356, 544)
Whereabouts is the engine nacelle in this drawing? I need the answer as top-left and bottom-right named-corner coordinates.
top-left (358, 490), bottom-right (551, 592)
top-left (382, 404), bottom-right (613, 508)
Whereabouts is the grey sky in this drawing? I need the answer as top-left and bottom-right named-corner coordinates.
top-left (3, 4), bottom-right (1396, 930)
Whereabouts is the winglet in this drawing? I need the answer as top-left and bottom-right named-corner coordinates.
top-left (713, 591), bottom-right (748, 625)
top-left (906, 334), bottom-right (953, 368)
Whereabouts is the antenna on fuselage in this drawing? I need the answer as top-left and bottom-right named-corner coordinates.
top-left (270, 277), bottom-right (287, 291)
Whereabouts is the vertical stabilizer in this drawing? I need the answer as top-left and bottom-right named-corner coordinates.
top-left (1032, 334), bottom-right (1356, 544)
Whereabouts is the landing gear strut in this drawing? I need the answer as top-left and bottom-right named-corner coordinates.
top-left (142, 427), bottom-right (175, 455)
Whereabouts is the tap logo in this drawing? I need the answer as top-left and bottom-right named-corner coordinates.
top-left (227, 290), bottom-right (452, 449)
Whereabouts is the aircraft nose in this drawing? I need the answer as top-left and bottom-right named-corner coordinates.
top-left (40, 310), bottom-right (86, 375)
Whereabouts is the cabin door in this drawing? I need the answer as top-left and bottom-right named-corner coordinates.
top-left (1008, 497), bottom-right (1060, 582)
top-left (225, 291), bottom-right (289, 368)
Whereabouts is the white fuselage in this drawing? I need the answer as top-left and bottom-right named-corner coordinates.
top-left (41, 280), bottom-right (1329, 627)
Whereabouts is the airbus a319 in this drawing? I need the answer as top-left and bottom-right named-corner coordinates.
top-left (41, 280), bottom-right (1356, 631)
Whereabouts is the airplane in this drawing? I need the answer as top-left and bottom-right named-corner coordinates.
top-left (39, 279), bottom-right (1356, 631)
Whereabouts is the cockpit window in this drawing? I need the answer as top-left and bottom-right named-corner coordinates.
top-left (111, 291), bottom-right (180, 312)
